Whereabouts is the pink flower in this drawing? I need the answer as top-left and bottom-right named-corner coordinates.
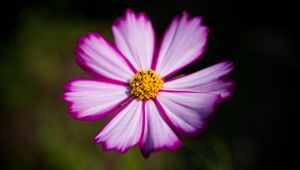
top-left (63, 9), bottom-right (235, 158)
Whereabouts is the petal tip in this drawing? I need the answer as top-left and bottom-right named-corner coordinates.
top-left (95, 137), bottom-right (140, 154)
top-left (125, 8), bottom-right (134, 16)
top-left (140, 139), bottom-right (183, 158)
top-left (219, 61), bottom-right (235, 72)
top-left (182, 11), bottom-right (190, 18)
top-left (113, 8), bottom-right (135, 27)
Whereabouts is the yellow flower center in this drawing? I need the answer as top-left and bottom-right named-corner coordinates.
top-left (130, 69), bottom-right (163, 100)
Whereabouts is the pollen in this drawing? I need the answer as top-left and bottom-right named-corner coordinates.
top-left (130, 69), bottom-right (163, 100)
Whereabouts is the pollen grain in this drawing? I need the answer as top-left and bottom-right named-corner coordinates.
top-left (130, 69), bottom-right (163, 100)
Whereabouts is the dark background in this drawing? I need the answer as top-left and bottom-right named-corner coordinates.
top-left (1, 0), bottom-right (298, 169)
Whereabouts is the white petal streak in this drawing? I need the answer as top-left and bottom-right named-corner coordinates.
top-left (113, 9), bottom-right (155, 70)
top-left (156, 91), bottom-right (220, 136)
top-left (63, 78), bottom-right (129, 120)
top-left (141, 100), bottom-right (182, 157)
top-left (95, 99), bottom-right (143, 153)
top-left (163, 61), bottom-right (235, 99)
top-left (154, 12), bottom-right (208, 77)
top-left (75, 32), bottom-right (135, 83)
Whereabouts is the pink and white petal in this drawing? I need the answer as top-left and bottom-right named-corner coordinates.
top-left (112, 9), bottom-right (155, 70)
top-left (153, 12), bottom-right (208, 78)
top-left (163, 61), bottom-right (235, 100)
top-left (140, 100), bottom-right (182, 158)
top-left (95, 99), bottom-right (143, 153)
top-left (63, 78), bottom-right (130, 120)
top-left (155, 91), bottom-right (221, 136)
top-left (75, 32), bottom-right (135, 84)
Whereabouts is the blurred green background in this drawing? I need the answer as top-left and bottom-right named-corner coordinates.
top-left (0, 0), bottom-right (298, 170)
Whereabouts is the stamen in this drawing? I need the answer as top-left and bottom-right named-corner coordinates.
top-left (130, 69), bottom-right (163, 100)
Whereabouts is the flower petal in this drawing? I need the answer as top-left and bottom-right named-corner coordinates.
top-left (112, 9), bottom-right (155, 70)
top-left (140, 100), bottom-right (182, 158)
top-left (163, 61), bottom-right (235, 100)
top-left (155, 91), bottom-right (221, 136)
top-left (94, 99), bottom-right (143, 153)
top-left (63, 78), bottom-right (130, 120)
top-left (75, 32), bottom-right (135, 84)
top-left (153, 12), bottom-right (208, 78)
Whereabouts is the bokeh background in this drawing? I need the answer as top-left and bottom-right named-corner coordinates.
top-left (1, 0), bottom-right (298, 170)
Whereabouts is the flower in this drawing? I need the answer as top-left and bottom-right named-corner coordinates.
top-left (63, 9), bottom-right (235, 158)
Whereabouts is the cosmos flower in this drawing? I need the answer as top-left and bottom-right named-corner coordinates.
top-left (63, 9), bottom-right (235, 158)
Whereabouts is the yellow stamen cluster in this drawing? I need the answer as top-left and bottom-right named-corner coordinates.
top-left (130, 69), bottom-right (163, 100)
